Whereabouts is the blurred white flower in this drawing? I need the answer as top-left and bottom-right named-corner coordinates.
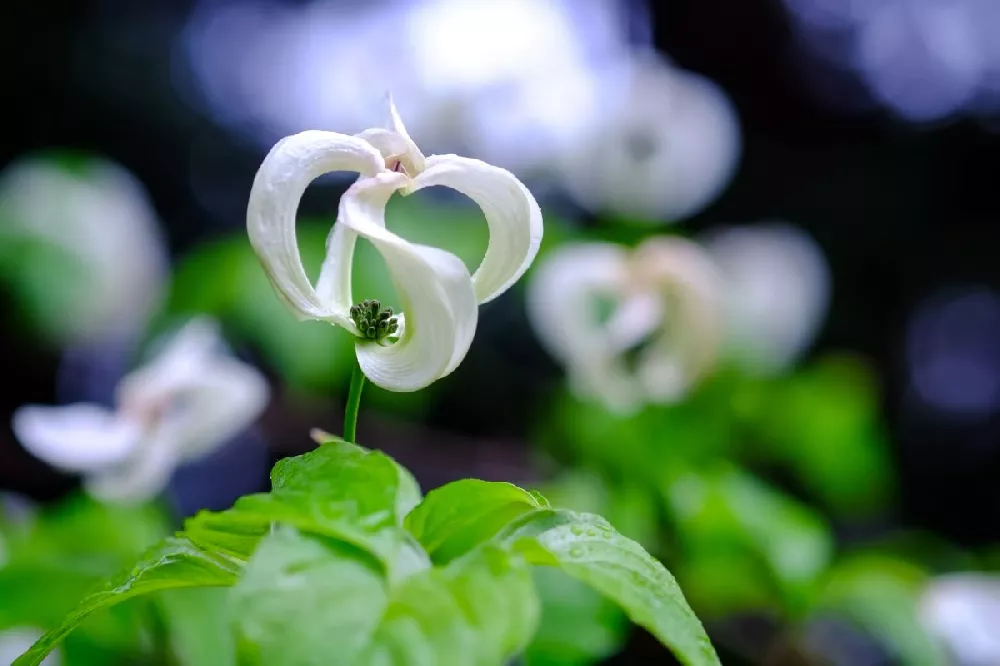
top-left (407, 0), bottom-right (636, 175)
top-left (527, 236), bottom-right (725, 413)
top-left (12, 318), bottom-right (269, 504)
top-left (0, 154), bottom-right (167, 345)
top-left (247, 97), bottom-right (543, 392)
top-left (702, 223), bottom-right (831, 375)
top-left (558, 52), bottom-right (742, 223)
top-left (855, 1), bottom-right (985, 123)
top-left (783, 0), bottom-right (1000, 125)
top-left (179, 0), bottom-right (645, 174)
top-left (0, 627), bottom-right (60, 666)
top-left (919, 574), bottom-right (1000, 666)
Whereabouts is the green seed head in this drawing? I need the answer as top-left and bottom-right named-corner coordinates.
top-left (350, 299), bottom-right (400, 343)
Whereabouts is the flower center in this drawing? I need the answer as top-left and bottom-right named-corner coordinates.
top-left (349, 299), bottom-right (399, 342)
top-left (387, 157), bottom-right (407, 174)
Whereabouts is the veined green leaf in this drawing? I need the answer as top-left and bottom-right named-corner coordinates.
top-left (499, 509), bottom-right (721, 666)
top-left (233, 528), bottom-right (537, 666)
top-left (12, 537), bottom-right (240, 666)
top-left (183, 440), bottom-right (428, 581)
top-left (404, 480), bottom-right (547, 565)
top-left (525, 567), bottom-right (628, 666)
top-left (232, 528), bottom-right (389, 666)
top-left (356, 544), bottom-right (539, 666)
top-left (273, 437), bottom-right (422, 525)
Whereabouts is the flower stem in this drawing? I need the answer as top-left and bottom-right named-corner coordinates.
top-left (343, 360), bottom-right (366, 443)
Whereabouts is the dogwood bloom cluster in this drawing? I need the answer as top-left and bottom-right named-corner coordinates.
top-left (701, 223), bottom-right (831, 375)
top-left (527, 236), bottom-right (725, 413)
top-left (12, 319), bottom-right (269, 504)
top-left (246, 96), bottom-right (543, 391)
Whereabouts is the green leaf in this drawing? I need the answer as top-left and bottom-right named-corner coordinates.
top-left (356, 544), bottom-right (539, 666)
top-left (525, 567), bottom-right (628, 666)
top-left (404, 480), bottom-right (547, 564)
top-left (738, 355), bottom-right (895, 516)
top-left (273, 437), bottom-right (422, 525)
top-left (182, 500), bottom-right (271, 562)
top-left (814, 554), bottom-right (948, 666)
top-left (437, 544), bottom-right (540, 663)
top-left (663, 464), bottom-right (833, 613)
top-left (182, 439), bottom-right (427, 581)
top-left (184, 493), bottom-right (427, 584)
top-left (232, 528), bottom-right (389, 666)
top-left (0, 494), bottom-right (174, 660)
top-left (156, 587), bottom-right (235, 666)
top-left (12, 537), bottom-right (241, 666)
top-left (537, 470), bottom-right (659, 551)
top-left (500, 510), bottom-right (721, 666)
top-left (234, 528), bottom-right (537, 666)
top-left (6, 494), bottom-right (168, 568)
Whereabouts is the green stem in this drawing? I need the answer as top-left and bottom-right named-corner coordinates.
top-left (343, 360), bottom-right (366, 443)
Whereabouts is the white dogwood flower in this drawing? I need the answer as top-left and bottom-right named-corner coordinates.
top-left (919, 574), bottom-right (1000, 666)
top-left (558, 53), bottom-right (741, 224)
top-left (12, 318), bottom-right (269, 504)
top-left (246, 96), bottom-right (543, 391)
top-left (527, 236), bottom-right (725, 413)
top-left (701, 223), bottom-right (831, 375)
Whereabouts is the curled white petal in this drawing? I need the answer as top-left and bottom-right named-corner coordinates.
top-left (165, 359), bottom-right (269, 461)
top-left (527, 242), bottom-right (629, 367)
top-left (116, 318), bottom-right (221, 408)
top-left (118, 317), bottom-right (269, 460)
top-left (338, 172), bottom-right (478, 391)
top-left (314, 214), bottom-right (359, 330)
top-left (12, 404), bottom-right (141, 473)
top-left (247, 130), bottom-right (385, 326)
top-left (354, 95), bottom-right (427, 176)
top-left (604, 291), bottom-right (665, 355)
top-left (526, 242), bottom-right (643, 412)
top-left (629, 237), bottom-right (726, 400)
top-left (409, 153), bottom-right (543, 304)
top-left (84, 426), bottom-right (180, 504)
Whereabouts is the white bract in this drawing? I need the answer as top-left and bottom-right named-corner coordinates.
top-left (246, 96), bottom-right (543, 392)
top-left (701, 222), bottom-right (831, 375)
top-left (919, 574), bottom-right (1000, 666)
top-left (527, 237), bottom-right (725, 413)
top-left (12, 319), bottom-right (269, 504)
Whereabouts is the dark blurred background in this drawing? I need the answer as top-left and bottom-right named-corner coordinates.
top-left (4, 0), bottom-right (998, 539)
top-left (1, 0), bottom-right (999, 663)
